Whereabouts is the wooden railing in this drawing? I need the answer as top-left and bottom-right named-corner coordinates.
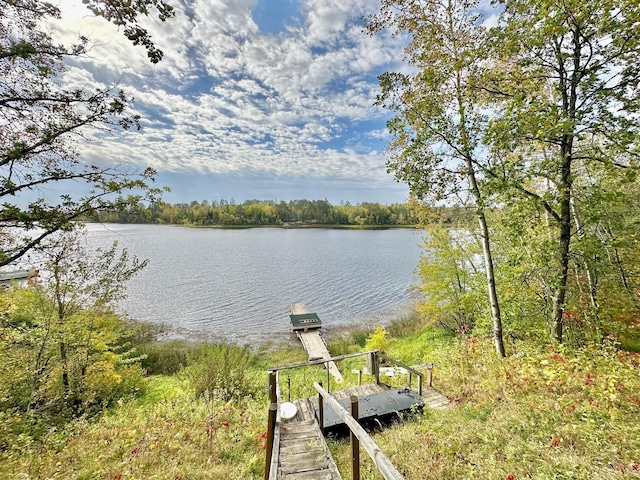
top-left (266, 349), bottom-right (430, 395)
top-left (265, 371), bottom-right (280, 480)
top-left (264, 350), bottom-right (435, 479)
top-left (314, 382), bottom-right (404, 480)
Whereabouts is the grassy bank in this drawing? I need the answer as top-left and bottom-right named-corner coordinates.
top-left (1, 315), bottom-right (639, 479)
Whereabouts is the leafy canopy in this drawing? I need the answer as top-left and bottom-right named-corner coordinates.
top-left (0, 0), bottom-right (173, 266)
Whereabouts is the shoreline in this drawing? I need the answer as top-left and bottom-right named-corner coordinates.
top-left (134, 301), bottom-right (418, 348)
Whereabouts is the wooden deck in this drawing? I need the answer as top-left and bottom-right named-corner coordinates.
top-left (292, 383), bottom-right (388, 423)
top-left (273, 383), bottom-right (447, 478)
top-left (421, 386), bottom-right (450, 409)
top-left (291, 304), bottom-right (343, 383)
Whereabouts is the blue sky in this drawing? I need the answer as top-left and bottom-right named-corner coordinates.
top-left (52, 0), bottom-right (413, 205)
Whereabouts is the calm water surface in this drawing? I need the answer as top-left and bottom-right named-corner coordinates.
top-left (84, 224), bottom-right (425, 344)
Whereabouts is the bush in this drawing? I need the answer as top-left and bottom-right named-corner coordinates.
top-left (186, 343), bottom-right (260, 401)
top-left (351, 329), bottom-right (370, 347)
top-left (327, 337), bottom-right (358, 357)
top-left (365, 326), bottom-right (388, 353)
top-left (138, 340), bottom-right (191, 375)
top-left (387, 312), bottom-right (424, 338)
top-left (82, 362), bottom-right (144, 413)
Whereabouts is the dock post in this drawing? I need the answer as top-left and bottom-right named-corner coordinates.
top-left (264, 403), bottom-right (277, 480)
top-left (406, 371), bottom-right (412, 389)
top-left (427, 363), bottom-right (434, 387)
top-left (368, 351), bottom-right (380, 385)
top-left (350, 395), bottom-right (360, 480)
top-left (268, 371), bottom-right (277, 403)
top-left (326, 362), bottom-right (331, 393)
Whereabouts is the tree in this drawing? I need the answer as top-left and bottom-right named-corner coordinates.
top-left (0, 0), bottom-right (173, 267)
top-left (486, 0), bottom-right (640, 342)
top-left (368, 0), bottom-right (506, 356)
top-left (414, 223), bottom-right (486, 334)
top-left (0, 229), bottom-right (147, 422)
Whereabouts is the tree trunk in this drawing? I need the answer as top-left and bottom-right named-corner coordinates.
top-left (447, 0), bottom-right (505, 357)
top-left (551, 141), bottom-right (572, 343)
top-left (477, 209), bottom-right (506, 357)
top-left (60, 340), bottom-right (69, 391)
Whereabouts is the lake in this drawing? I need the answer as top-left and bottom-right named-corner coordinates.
top-left (83, 224), bottom-right (425, 344)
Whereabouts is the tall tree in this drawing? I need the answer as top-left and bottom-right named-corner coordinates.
top-left (0, 0), bottom-right (173, 266)
top-left (486, 0), bottom-right (640, 342)
top-left (368, 0), bottom-right (506, 356)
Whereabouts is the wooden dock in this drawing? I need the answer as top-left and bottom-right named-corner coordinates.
top-left (270, 385), bottom-right (448, 479)
top-left (290, 304), bottom-right (343, 383)
top-left (0, 269), bottom-right (30, 283)
top-left (266, 349), bottom-right (450, 479)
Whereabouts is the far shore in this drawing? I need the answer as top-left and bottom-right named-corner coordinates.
top-left (184, 223), bottom-right (419, 230)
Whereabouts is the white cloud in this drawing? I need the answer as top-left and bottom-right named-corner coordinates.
top-left (48, 0), bottom-right (408, 199)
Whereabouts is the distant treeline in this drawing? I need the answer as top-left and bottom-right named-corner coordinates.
top-left (90, 199), bottom-right (475, 226)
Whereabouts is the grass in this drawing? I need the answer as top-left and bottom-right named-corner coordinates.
top-left (1, 321), bottom-right (639, 479)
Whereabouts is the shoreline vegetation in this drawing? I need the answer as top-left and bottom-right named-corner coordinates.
top-left (1, 299), bottom-right (639, 479)
top-left (84, 198), bottom-right (475, 228)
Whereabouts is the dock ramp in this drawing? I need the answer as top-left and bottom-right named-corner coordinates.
top-left (290, 303), bottom-right (343, 383)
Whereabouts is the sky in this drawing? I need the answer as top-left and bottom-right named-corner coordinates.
top-left (50, 0), bottom-right (414, 205)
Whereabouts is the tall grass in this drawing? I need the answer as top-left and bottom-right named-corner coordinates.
top-left (1, 323), bottom-right (638, 479)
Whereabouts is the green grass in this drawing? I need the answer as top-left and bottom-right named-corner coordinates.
top-left (1, 324), bottom-right (639, 479)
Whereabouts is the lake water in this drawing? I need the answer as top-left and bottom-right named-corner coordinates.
top-left (83, 224), bottom-right (425, 344)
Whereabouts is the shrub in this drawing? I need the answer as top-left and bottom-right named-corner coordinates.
top-left (138, 340), bottom-right (191, 375)
top-left (186, 343), bottom-right (259, 401)
top-left (387, 312), bottom-right (424, 338)
top-left (326, 337), bottom-right (354, 357)
top-left (365, 326), bottom-right (388, 353)
top-left (351, 329), bottom-right (370, 347)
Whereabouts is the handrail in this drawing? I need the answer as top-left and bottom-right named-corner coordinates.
top-left (267, 349), bottom-right (379, 372)
top-left (313, 382), bottom-right (404, 480)
top-left (265, 371), bottom-right (281, 480)
top-left (378, 352), bottom-right (424, 379)
top-left (267, 349), bottom-right (428, 395)
top-left (378, 352), bottom-right (426, 395)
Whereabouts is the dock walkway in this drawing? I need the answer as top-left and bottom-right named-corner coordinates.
top-left (290, 303), bottom-right (343, 383)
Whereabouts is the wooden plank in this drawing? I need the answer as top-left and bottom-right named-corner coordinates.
top-left (290, 304), bottom-right (343, 382)
top-left (421, 386), bottom-right (450, 409)
top-left (277, 413), bottom-right (341, 479)
top-left (281, 470), bottom-right (336, 480)
top-left (291, 397), bottom-right (315, 423)
top-left (280, 442), bottom-right (324, 455)
top-left (280, 454), bottom-right (330, 472)
top-left (0, 269), bottom-right (29, 282)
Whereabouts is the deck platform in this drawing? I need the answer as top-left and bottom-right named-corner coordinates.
top-left (421, 385), bottom-right (450, 409)
top-left (291, 383), bottom-right (447, 432)
top-left (268, 366), bottom-right (449, 478)
top-left (272, 383), bottom-right (448, 477)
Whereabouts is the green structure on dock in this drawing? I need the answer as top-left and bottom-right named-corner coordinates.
top-left (289, 312), bottom-right (322, 331)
